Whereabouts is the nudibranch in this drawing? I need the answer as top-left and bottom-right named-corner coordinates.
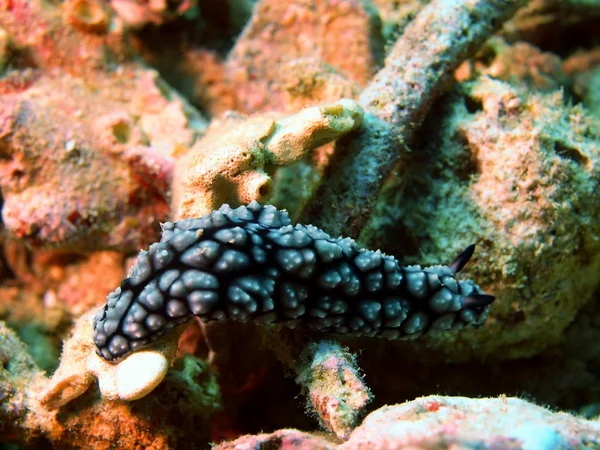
top-left (93, 202), bottom-right (494, 362)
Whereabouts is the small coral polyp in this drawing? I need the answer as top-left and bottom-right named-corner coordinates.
top-left (93, 202), bottom-right (494, 362)
top-left (64, 0), bottom-right (111, 33)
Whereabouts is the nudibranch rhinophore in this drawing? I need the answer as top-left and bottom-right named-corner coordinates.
top-left (93, 202), bottom-right (494, 362)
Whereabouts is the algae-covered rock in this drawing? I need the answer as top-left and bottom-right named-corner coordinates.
top-left (344, 396), bottom-right (600, 448)
top-left (296, 341), bottom-right (372, 440)
top-left (573, 65), bottom-right (600, 118)
top-left (0, 320), bottom-right (50, 447)
top-left (363, 76), bottom-right (600, 361)
top-left (2, 0), bottom-right (600, 447)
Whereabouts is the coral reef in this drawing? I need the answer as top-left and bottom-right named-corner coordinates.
top-left (225, 0), bottom-right (383, 113)
top-left (300, 0), bottom-right (529, 237)
top-left (2, 0), bottom-right (600, 448)
top-left (0, 0), bottom-right (206, 252)
top-left (36, 203), bottom-right (489, 431)
top-left (93, 204), bottom-right (492, 362)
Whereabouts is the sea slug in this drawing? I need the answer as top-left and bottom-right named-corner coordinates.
top-left (93, 202), bottom-right (494, 362)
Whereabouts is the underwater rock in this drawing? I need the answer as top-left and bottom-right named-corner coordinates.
top-left (345, 396), bottom-right (600, 448)
top-left (215, 395), bottom-right (600, 448)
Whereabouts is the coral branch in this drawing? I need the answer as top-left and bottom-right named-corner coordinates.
top-left (172, 99), bottom-right (363, 220)
top-left (300, 0), bottom-right (528, 237)
top-left (296, 341), bottom-right (372, 440)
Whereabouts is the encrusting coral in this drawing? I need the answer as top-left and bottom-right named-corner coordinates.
top-left (172, 99), bottom-right (364, 220)
top-left (0, 67), bottom-right (204, 252)
top-left (0, 0), bottom-right (206, 253)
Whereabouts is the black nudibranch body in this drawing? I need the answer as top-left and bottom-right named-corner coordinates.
top-left (93, 202), bottom-right (494, 362)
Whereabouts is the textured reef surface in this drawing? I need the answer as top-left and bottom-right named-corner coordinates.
top-left (1, 0), bottom-right (600, 449)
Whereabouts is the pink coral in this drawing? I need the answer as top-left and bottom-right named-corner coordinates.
top-left (0, 67), bottom-right (203, 252)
